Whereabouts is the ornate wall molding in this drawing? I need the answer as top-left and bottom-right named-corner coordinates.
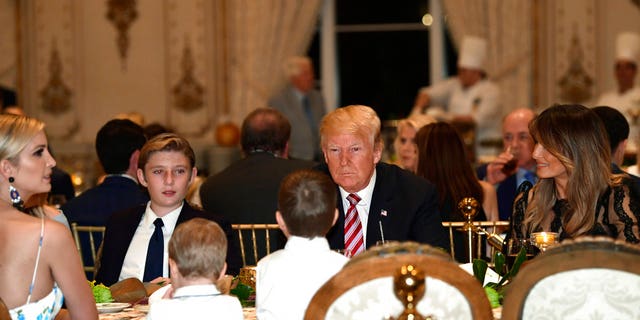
top-left (106, 0), bottom-right (138, 70)
top-left (164, 0), bottom-right (213, 139)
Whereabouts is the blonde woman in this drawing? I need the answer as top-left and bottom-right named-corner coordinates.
top-left (393, 114), bottom-right (436, 172)
top-left (0, 115), bottom-right (97, 319)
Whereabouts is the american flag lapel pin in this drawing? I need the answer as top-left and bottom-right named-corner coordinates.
top-left (380, 209), bottom-right (388, 217)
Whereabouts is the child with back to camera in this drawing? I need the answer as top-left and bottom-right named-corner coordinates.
top-left (256, 169), bottom-right (349, 320)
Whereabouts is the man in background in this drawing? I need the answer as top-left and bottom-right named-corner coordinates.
top-left (269, 56), bottom-right (326, 161)
top-left (593, 106), bottom-right (640, 191)
top-left (596, 32), bottom-right (640, 154)
top-left (412, 36), bottom-right (502, 158)
top-left (477, 108), bottom-right (537, 220)
top-left (63, 119), bottom-right (149, 226)
top-left (200, 108), bottom-right (315, 265)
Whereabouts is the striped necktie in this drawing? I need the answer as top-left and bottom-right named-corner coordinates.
top-left (344, 193), bottom-right (364, 257)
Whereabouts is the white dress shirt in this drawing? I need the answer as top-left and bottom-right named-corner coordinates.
top-left (147, 284), bottom-right (243, 320)
top-left (256, 236), bottom-right (349, 320)
top-left (416, 77), bottom-right (502, 157)
top-left (338, 170), bottom-right (377, 246)
top-left (119, 202), bottom-right (182, 281)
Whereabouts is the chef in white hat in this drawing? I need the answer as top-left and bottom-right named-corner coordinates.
top-left (411, 36), bottom-right (502, 158)
top-left (596, 32), bottom-right (640, 154)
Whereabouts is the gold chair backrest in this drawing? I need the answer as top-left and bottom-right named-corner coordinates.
top-left (441, 220), bottom-right (510, 261)
top-left (502, 236), bottom-right (640, 320)
top-left (232, 224), bottom-right (280, 266)
top-left (71, 223), bottom-right (106, 275)
top-left (305, 241), bottom-right (493, 320)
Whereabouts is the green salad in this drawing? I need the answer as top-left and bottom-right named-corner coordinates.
top-left (88, 280), bottom-right (114, 303)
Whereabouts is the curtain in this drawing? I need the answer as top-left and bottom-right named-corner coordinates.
top-left (222, 0), bottom-right (322, 124)
top-left (442, 0), bottom-right (532, 113)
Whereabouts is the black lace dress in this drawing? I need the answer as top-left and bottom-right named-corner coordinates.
top-left (509, 179), bottom-right (640, 244)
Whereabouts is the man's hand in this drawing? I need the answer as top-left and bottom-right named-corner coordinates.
top-left (412, 91), bottom-right (431, 114)
top-left (486, 149), bottom-right (517, 184)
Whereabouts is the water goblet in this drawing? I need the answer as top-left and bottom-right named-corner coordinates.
top-left (505, 238), bottom-right (535, 271)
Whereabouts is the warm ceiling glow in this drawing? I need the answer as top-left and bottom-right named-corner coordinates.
top-left (422, 13), bottom-right (433, 26)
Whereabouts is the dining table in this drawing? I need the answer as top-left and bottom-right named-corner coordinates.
top-left (97, 306), bottom-right (257, 320)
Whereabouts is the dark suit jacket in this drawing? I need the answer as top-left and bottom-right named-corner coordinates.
top-left (317, 162), bottom-right (449, 251)
top-left (50, 166), bottom-right (75, 203)
top-left (612, 163), bottom-right (640, 198)
top-left (477, 164), bottom-right (517, 220)
top-left (95, 201), bottom-right (241, 286)
top-left (200, 152), bottom-right (315, 265)
top-left (62, 175), bottom-right (149, 226)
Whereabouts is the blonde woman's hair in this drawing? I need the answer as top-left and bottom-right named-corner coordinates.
top-left (0, 115), bottom-right (45, 165)
top-left (524, 104), bottom-right (618, 238)
top-left (393, 114), bottom-right (437, 167)
top-left (320, 105), bottom-right (383, 151)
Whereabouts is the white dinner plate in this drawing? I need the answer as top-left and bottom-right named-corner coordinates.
top-left (96, 302), bottom-right (131, 313)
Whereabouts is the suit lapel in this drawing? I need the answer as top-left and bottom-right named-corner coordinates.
top-left (366, 164), bottom-right (393, 248)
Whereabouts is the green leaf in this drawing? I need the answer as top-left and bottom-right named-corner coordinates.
top-left (484, 286), bottom-right (502, 308)
top-left (493, 251), bottom-right (506, 276)
top-left (472, 258), bottom-right (488, 284)
top-left (88, 280), bottom-right (113, 303)
top-left (499, 246), bottom-right (527, 286)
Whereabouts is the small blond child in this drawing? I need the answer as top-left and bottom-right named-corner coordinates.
top-left (147, 218), bottom-right (243, 320)
top-left (256, 169), bottom-right (349, 319)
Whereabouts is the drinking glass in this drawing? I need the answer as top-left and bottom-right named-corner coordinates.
top-left (501, 146), bottom-right (519, 174)
top-left (505, 238), bottom-right (535, 271)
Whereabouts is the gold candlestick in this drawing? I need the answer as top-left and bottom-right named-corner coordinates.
top-left (458, 197), bottom-right (479, 263)
top-left (393, 265), bottom-right (427, 320)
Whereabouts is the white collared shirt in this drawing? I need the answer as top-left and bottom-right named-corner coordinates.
top-left (338, 170), bottom-right (377, 246)
top-left (119, 202), bottom-right (183, 281)
top-left (148, 284), bottom-right (243, 320)
top-left (256, 236), bottom-right (348, 320)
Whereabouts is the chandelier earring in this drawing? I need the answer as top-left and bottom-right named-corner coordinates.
top-left (8, 177), bottom-right (24, 211)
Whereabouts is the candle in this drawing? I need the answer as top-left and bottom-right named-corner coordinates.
top-left (535, 232), bottom-right (555, 245)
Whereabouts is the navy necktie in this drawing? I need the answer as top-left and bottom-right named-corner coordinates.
top-left (143, 218), bottom-right (164, 282)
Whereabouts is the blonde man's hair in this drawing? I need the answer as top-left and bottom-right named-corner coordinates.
top-left (0, 115), bottom-right (45, 165)
top-left (138, 133), bottom-right (196, 170)
top-left (320, 105), bottom-right (383, 150)
top-left (169, 218), bottom-right (227, 280)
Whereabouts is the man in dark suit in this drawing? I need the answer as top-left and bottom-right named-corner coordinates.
top-left (269, 56), bottom-right (326, 161)
top-left (62, 119), bottom-right (149, 226)
top-left (317, 105), bottom-right (449, 254)
top-left (477, 108), bottom-right (537, 220)
top-left (200, 108), bottom-right (315, 265)
top-left (95, 134), bottom-right (240, 286)
top-left (593, 106), bottom-right (640, 190)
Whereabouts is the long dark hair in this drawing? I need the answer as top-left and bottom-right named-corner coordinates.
top-left (415, 122), bottom-right (483, 212)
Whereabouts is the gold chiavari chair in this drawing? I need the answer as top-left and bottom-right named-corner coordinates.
top-left (305, 241), bottom-right (493, 320)
top-left (502, 237), bottom-right (640, 319)
top-left (441, 220), bottom-right (510, 262)
top-left (71, 223), bottom-right (106, 275)
top-left (231, 224), bottom-right (281, 266)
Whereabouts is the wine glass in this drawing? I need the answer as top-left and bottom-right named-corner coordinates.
top-left (505, 238), bottom-right (535, 271)
top-left (529, 232), bottom-right (559, 252)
